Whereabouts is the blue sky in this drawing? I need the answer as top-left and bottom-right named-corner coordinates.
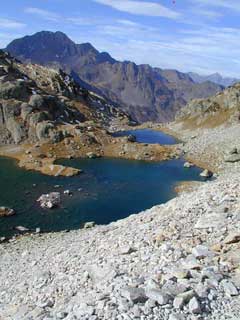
top-left (1, 0), bottom-right (240, 77)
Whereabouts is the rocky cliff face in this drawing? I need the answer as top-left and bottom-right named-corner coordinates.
top-left (0, 50), bottom-right (130, 146)
top-left (6, 31), bottom-right (223, 123)
top-left (175, 82), bottom-right (240, 129)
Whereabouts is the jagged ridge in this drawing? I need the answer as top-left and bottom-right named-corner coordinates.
top-left (6, 31), bottom-right (224, 123)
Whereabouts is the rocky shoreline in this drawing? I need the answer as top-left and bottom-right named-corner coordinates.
top-left (1, 120), bottom-right (240, 319)
top-left (0, 129), bottom-right (178, 177)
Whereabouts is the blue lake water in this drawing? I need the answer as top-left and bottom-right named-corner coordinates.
top-left (0, 156), bottom-right (203, 237)
top-left (112, 128), bottom-right (177, 145)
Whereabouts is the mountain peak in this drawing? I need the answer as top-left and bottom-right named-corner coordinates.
top-left (6, 31), bottom-right (115, 65)
top-left (188, 71), bottom-right (239, 87)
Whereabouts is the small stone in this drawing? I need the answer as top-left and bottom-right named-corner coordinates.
top-left (86, 152), bottom-right (98, 159)
top-left (229, 147), bottom-right (238, 155)
top-left (121, 287), bottom-right (147, 303)
top-left (63, 190), bottom-right (72, 196)
top-left (36, 227), bottom-right (41, 233)
top-left (56, 311), bottom-right (68, 319)
top-left (173, 290), bottom-right (195, 310)
top-left (192, 245), bottom-right (214, 259)
top-left (15, 226), bottom-right (29, 232)
top-left (120, 245), bottom-right (136, 255)
top-left (221, 280), bottom-right (239, 297)
top-left (182, 255), bottom-right (201, 270)
top-left (169, 313), bottom-right (185, 320)
top-left (184, 162), bottom-right (193, 168)
top-left (145, 288), bottom-right (170, 305)
top-left (127, 134), bottom-right (136, 142)
top-left (170, 268), bottom-right (190, 279)
top-left (173, 296), bottom-right (185, 310)
top-left (37, 297), bottom-right (54, 308)
top-left (83, 221), bottom-right (95, 229)
top-left (189, 297), bottom-right (201, 314)
top-left (225, 154), bottom-right (240, 163)
top-left (200, 169), bottom-right (213, 178)
top-left (223, 232), bottom-right (240, 244)
top-left (211, 243), bottom-right (222, 252)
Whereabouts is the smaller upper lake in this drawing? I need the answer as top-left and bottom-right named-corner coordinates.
top-left (112, 128), bottom-right (177, 145)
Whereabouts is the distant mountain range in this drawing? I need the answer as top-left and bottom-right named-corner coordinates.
top-left (188, 72), bottom-right (239, 88)
top-left (5, 31), bottom-right (224, 123)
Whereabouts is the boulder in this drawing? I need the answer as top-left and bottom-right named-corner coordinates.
top-left (86, 152), bottom-right (98, 159)
top-left (83, 221), bottom-right (95, 229)
top-left (184, 162), bottom-right (193, 168)
top-left (145, 288), bottom-right (170, 305)
top-left (200, 169), bottom-right (213, 178)
top-left (37, 192), bottom-right (61, 209)
top-left (15, 225), bottom-right (29, 232)
top-left (0, 206), bottom-right (15, 217)
top-left (192, 245), bottom-right (214, 259)
top-left (223, 232), bottom-right (240, 244)
top-left (221, 280), bottom-right (239, 297)
top-left (225, 154), bottom-right (240, 163)
top-left (194, 212), bottom-right (226, 229)
top-left (121, 287), bottom-right (147, 303)
top-left (173, 290), bottom-right (195, 310)
top-left (127, 134), bottom-right (136, 142)
top-left (188, 297), bottom-right (201, 314)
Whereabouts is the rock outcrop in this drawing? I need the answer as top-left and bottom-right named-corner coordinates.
top-left (0, 50), bottom-right (130, 146)
top-left (175, 82), bottom-right (240, 129)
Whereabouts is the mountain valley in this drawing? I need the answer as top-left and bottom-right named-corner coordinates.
top-left (6, 31), bottom-right (224, 123)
